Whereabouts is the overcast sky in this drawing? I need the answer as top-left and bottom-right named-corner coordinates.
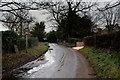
top-left (0, 9), bottom-right (56, 32)
top-left (0, 9), bottom-right (57, 33)
top-left (29, 10), bottom-right (56, 33)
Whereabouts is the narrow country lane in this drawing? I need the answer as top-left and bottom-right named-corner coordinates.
top-left (13, 43), bottom-right (96, 78)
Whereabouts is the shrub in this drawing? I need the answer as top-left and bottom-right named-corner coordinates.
top-left (28, 37), bottom-right (39, 47)
top-left (2, 31), bottom-right (18, 53)
top-left (17, 37), bottom-right (38, 51)
top-left (2, 30), bottom-right (39, 53)
top-left (83, 36), bottom-right (94, 46)
top-left (46, 31), bottom-right (57, 43)
top-left (96, 34), bottom-right (114, 49)
top-left (83, 31), bottom-right (120, 53)
top-left (17, 38), bottom-right (26, 51)
top-left (67, 38), bottom-right (81, 43)
top-left (112, 31), bottom-right (120, 52)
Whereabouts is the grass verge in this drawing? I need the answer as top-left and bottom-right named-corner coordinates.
top-left (2, 42), bottom-right (48, 74)
top-left (65, 43), bottom-right (75, 47)
top-left (79, 46), bottom-right (120, 78)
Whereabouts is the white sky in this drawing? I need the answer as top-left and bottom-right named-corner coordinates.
top-left (1, 0), bottom-right (116, 2)
top-left (29, 10), bottom-right (55, 33)
top-left (0, 22), bottom-right (9, 31)
top-left (0, 9), bottom-right (56, 32)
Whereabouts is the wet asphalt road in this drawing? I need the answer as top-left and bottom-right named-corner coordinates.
top-left (15, 43), bottom-right (77, 78)
top-left (14, 43), bottom-right (96, 78)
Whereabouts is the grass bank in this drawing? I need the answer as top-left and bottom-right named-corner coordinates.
top-left (79, 46), bottom-right (120, 78)
top-left (2, 42), bottom-right (48, 74)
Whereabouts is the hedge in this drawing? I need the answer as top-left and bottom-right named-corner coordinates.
top-left (17, 37), bottom-right (39, 51)
top-left (67, 38), bottom-right (81, 43)
top-left (46, 31), bottom-right (57, 43)
top-left (2, 31), bottom-right (39, 53)
top-left (17, 38), bottom-right (26, 51)
top-left (83, 31), bottom-right (120, 52)
top-left (28, 37), bottom-right (39, 48)
top-left (2, 31), bottom-right (18, 53)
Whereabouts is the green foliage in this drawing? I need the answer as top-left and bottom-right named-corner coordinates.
top-left (79, 47), bottom-right (120, 78)
top-left (2, 42), bottom-right (48, 75)
top-left (112, 31), bottom-right (120, 52)
top-left (2, 30), bottom-right (19, 53)
top-left (83, 31), bottom-right (120, 53)
top-left (57, 12), bottom-right (93, 40)
top-left (31, 22), bottom-right (45, 41)
top-left (67, 38), bottom-right (81, 43)
top-left (28, 37), bottom-right (39, 47)
top-left (56, 30), bottom-right (64, 42)
top-left (83, 36), bottom-right (94, 46)
top-left (46, 30), bottom-right (57, 43)
top-left (65, 43), bottom-right (76, 47)
top-left (2, 30), bottom-right (39, 53)
top-left (17, 37), bottom-right (39, 51)
top-left (17, 38), bottom-right (26, 51)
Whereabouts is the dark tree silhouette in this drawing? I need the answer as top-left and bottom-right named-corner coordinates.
top-left (31, 22), bottom-right (45, 41)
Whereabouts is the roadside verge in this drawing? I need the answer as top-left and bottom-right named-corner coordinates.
top-left (79, 46), bottom-right (120, 78)
top-left (2, 42), bottom-right (48, 78)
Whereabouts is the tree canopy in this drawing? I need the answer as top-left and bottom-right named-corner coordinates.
top-left (56, 8), bottom-right (93, 40)
top-left (31, 22), bottom-right (45, 41)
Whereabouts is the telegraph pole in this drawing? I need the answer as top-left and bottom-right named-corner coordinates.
top-left (26, 34), bottom-right (28, 53)
top-left (24, 28), bottom-right (30, 53)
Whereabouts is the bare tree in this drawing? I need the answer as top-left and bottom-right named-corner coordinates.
top-left (2, 13), bottom-right (17, 30)
top-left (34, 1), bottom-right (96, 26)
top-left (97, 1), bottom-right (120, 33)
top-left (2, 9), bottom-right (34, 37)
top-left (0, 1), bottom-right (38, 23)
top-left (98, 0), bottom-right (120, 11)
top-left (0, 1), bottom-right (38, 37)
top-left (0, 1), bottom-right (97, 28)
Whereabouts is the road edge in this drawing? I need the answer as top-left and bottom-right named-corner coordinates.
top-left (70, 48), bottom-right (97, 78)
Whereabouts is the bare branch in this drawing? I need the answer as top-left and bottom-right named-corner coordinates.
top-left (98, 1), bottom-right (120, 11)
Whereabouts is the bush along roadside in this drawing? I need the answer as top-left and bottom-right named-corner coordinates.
top-left (2, 30), bottom-right (39, 53)
top-left (2, 31), bottom-right (19, 53)
top-left (83, 31), bottom-right (120, 53)
top-left (2, 42), bottom-right (48, 77)
top-left (79, 46), bottom-right (120, 78)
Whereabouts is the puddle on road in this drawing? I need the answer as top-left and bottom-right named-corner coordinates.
top-left (19, 68), bottom-right (33, 72)
top-left (11, 48), bottom-right (56, 78)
